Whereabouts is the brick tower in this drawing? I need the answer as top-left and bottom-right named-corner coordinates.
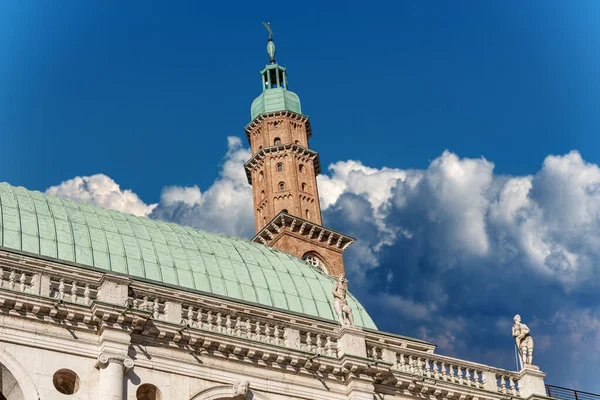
top-left (245, 24), bottom-right (354, 277)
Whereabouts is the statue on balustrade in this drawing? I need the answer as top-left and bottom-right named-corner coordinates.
top-left (512, 314), bottom-right (534, 366)
top-left (333, 274), bottom-right (355, 327)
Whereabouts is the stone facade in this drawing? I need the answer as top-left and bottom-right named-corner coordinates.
top-left (0, 248), bottom-right (550, 399)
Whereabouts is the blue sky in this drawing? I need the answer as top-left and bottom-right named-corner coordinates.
top-left (3, 0), bottom-right (600, 392)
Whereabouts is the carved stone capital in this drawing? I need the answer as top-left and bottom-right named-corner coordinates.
top-left (95, 353), bottom-right (135, 372)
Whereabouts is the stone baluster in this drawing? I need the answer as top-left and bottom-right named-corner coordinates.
top-left (510, 377), bottom-right (517, 396)
top-left (264, 323), bottom-right (271, 343)
top-left (254, 321), bottom-right (261, 341)
top-left (398, 353), bottom-right (406, 372)
top-left (465, 368), bottom-right (472, 387)
top-left (325, 336), bottom-right (334, 357)
top-left (69, 281), bottom-right (77, 302)
top-left (305, 332), bottom-right (313, 352)
top-left (235, 317), bottom-right (242, 337)
top-left (186, 307), bottom-right (194, 327)
top-left (8, 271), bottom-right (16, 291)
top-left (57, 277), bottom-right (64, 300)
top-left (206, 311), bottom-right (213, 331)
top-left (417, 358), bottom-right (424, 376)
top-left (19, 272), bottom-right (27, 293)
top-left (215, 313), bottom-right (223, 333)
top-left (450, 365), bottom-right (457, 383)
top-left (408, 356), bottom-right (414, 374)
top-left (441, 362), bottom-right (447, 381)
top-left (273, 325), bottom-right (281, 345)
top-left (225, 314), bottom-right (233, 335)
top-left (433, 360), bottom-right (439, 379)
top-left (370, 346), bottom-right (378, 359)
top-left (140, 296), bottom-right (149, 311)
top-left (152, 299), bottom-right (160, 319)
top-left (316, 334), bottom-right (323, 354)
top-left (425, 359), bottom-right (432, 378)
top-left (500, 375), bottom-right (507, 394)
top-left (457, 366), bottom-right (463, 385)
top-left (245, 319), bottom-right (251, 338)
top-left (83, 284), bottom-right (91, 306)
top-left (196, 309), bottom-right (203, 329)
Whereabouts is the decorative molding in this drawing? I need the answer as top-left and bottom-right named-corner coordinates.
top-left (95, 352), bottom-right (135, 372)
top-left (244, 143), bottom-right (321, 184)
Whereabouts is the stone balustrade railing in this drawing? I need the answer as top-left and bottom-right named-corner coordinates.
top-left (50, 277), bottom-right (98, 306)
top-left (367, 342), bottom-right (521, 395)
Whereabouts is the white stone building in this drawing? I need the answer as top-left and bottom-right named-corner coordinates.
top-left (0, 29), bottom-right (551, 400)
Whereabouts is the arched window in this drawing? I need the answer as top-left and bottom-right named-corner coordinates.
top-left (294, 140), bottom-right (299, 144)
top-left (258, 171), bottom-right (264, 182)
top-left (303, 252), bottom-right (328, 274)
top-left (306, 209), bottom-right (310, 219)
top-left (136, 384), bottom-right (162, 400)
top-left (299, 164), bottom-right (304, 173)
top-left (274, 137), bottom-right (281, 146)
top-left (277, 163), bottom-right (283, 172)
top-left (282, 209), bottom-right (288, 213)
top-left (279, 182), bottom-right (285, 191)
top-left (260, 190), bottom-right (265, 199)
top-left (263, 216), bottom-right (267, 224)
top-left (301, 183), bottom-right (307, 191)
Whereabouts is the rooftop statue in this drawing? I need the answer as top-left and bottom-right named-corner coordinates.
top-left (333, 274), bottom-right (354, 327)
top-left (512, 314), bottom-right (534, 367)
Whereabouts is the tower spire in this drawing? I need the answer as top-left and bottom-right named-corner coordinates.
top-left (262, 21), bottom-right (276, 64)
top-left (244, 25), bottom-right (355, 278)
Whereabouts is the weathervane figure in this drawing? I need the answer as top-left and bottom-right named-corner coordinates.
top-left (262, 22), bottom-right (276, 63)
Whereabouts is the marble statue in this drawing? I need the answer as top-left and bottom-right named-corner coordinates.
top-left (232, 379), bottom-right (250, 398)
top-left (333, 274), bottom-right (354, 327)
top-left (512, 314), bottom-right (534, 366)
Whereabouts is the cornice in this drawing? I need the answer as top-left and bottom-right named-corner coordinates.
top-left (244, 143), bottom-right (321, 184)
top-left (245, 110), bottom-right (312, 143)
top-left (252, 211), bottom-right (356, 251)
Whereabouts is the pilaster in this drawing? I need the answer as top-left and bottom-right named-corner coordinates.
top-left (97, 274), bottom-right (131, 306)
top-left (337, 326), bottom-right (367, 358)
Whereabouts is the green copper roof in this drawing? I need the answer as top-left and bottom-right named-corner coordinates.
top-left (0, 182), bottom-right (376, 329)
top-left (251, 87), bottom-right (302, 120)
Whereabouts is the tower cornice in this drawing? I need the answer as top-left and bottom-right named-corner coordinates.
top-left (252, 211), bottom-right (356, 251)
top-left (243, 143), bottom-right (321, 184)
top-left (245, 110), bottom-right (312, 144)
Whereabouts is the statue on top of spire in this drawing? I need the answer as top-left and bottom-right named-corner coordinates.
top-left (262, 21), bottom-right (276, 63)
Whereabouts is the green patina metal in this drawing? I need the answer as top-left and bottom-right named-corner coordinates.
top-left (0, 182), bottom-right (376, 329)
top-left (250, 26), bottom-right (303, 120)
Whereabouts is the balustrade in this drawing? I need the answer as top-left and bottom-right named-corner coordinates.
top-left (50, 277), bottom-right (98, 305)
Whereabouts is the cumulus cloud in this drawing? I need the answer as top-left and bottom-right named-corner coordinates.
top-left (45, 140), bottom-right (600, 390)
top-left (46, 174), bottom-right (157, 216)
top-left (150, 136), bottom-right (254, 238)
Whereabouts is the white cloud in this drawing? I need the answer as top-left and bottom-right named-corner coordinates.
top-left (150, 136), bottom-right (254, 238)
top-left (46, 174), bottom-right (157, 216)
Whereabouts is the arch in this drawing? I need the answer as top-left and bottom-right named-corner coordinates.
top-left (273, 137), bottom-right (281, 146)
top-left (260, 190), bottom-right (265, 199)
top-left (305, 209), bottom-right (310, 219)
top-left (276, 163), bottom-right (283, 172)
top-left (0, 346), bottom-right (39, 399)
top-left (258, 171), bottom-right (264, 182)
top-left (302, 252), bottom-right (328, 274)
top-left (278, 182), bottom-right (285, 191)
top-left (189, 384), bottom-right (271, 400)
top-left (301, 183), bottom-right (307, 191)
top-left (298, 164), bottom-right (304, 173)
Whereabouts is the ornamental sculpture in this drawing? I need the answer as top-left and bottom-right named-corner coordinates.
top-left (333, 274), bottom-right (354, 326)
top-left (512, 314), bottom-right (534, 367)
top-left (232, 379), bottom-right (250, 398)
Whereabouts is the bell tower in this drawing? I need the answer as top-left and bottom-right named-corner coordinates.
top-left (245, 23), bottom-right (354, 277)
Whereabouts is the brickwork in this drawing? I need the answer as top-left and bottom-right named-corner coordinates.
top-left (269, 230), bottom-right (346, 278)
top-left (247, 114), bottom-right (322, 232)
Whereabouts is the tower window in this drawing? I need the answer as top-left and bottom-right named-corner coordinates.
top-left (277, 163), bottom-right (283, 172)
top-left (299, 164), bottom-right (304, 173)
top-left (274, 137), bottom-right (281, 146)
top-left (306, 209), bottom-right (310, 219)
top-left (258, 171), bottom-right (264, 182)
top-left (295, 140), bottom-right (299, 144)
top-left (279, 182), bottom-right (285, 191)
top-left (260, 190), bottom-right (265, 199)
top-left (301, 183), bottom-right (307, 191)
top-left (282, 209), bottom-right (288, 213)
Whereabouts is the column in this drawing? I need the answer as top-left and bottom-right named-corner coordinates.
top-left (96, 354), bottom-right (134, 400)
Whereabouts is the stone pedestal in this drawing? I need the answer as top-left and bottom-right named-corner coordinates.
top-left (97, 274), bottom-right (131, 306)
top-left (337, 326), bottom-right (367, 358)
top-left (518, 366), bottom-right (547, 399)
